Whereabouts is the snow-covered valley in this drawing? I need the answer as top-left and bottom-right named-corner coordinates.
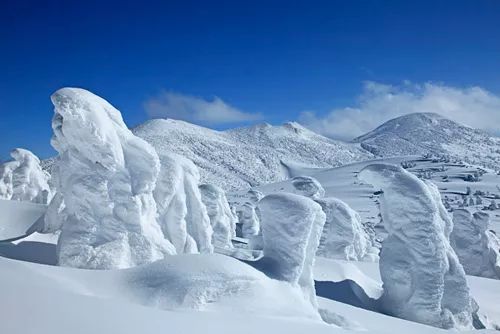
top-left (2, 88), bottom-right (500, 334)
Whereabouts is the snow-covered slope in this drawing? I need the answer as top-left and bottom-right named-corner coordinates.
top-left (353, 113), bottom-right (500, 168)
top-left (133, 119), bottom-right (372, 191)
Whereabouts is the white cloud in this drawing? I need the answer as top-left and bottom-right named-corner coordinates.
top-left (144, 91), bottom-right (262, 125)
top-left (300, 81), bottom-right (500, 140)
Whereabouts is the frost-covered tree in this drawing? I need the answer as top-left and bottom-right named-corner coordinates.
top-left (154, 152), bottom-right (213, 254)
top-left (199, 183), bottom-right (236, 249)
top-left (0, 148), bottom-right (51, 203)
top-left (450, 210), bottom-right (500, 279)
top-left (48, 88), bottom-right (176, 269)
top-left (291, 175), bottom-right (377, 261)
top-left (315, 198), bottom-right (372, 261)
top-left (256, 193), bottom-right (326, 308)
top-left (236, 189), bottom-right (264, 238)
top-left (359, 164), bottom-right (475, 330)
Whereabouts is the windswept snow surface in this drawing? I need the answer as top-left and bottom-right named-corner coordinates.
top-left (48, 88), bottom-right (176, 269)
top-left (359, 164), bottom-right (474, 329)
top-left (451, 209), bottom-right (500, 279)
top-left (133, 119), bottom-right (372, 191)
top-left (353, 112), bottom-right (500, 169)
top-left (0, 199), bottom-right (46, 242)
top-left (0, 148), bottom-right (51, 203)
top-left (154, 152), bottom-right (213, 254)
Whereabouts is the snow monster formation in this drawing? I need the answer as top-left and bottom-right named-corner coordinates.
top-left (291, 175), bottom-right (376, 261)
top-left (315, 198), bottom-right (371, 261)
top-left (154, 152), bottom-right (213, 254)
top-left (0, 148), bottom-right (51, 203)
top-left (359, 164), bottom-right (474, 329)
top-left (255, 193), bottom-right (326, 308)
top-left (451, 209), bottom-right (500, 279)
top-left (48, 88), bottom-right (176, 269)
top-left (236, 189), bottom-right (264, 238)
top-left (199, 183), bottom-right (236, 249)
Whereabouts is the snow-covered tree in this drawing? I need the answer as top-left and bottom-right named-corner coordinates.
top-left (450, 209), bottom-right (500, 279)
top-left (48, 88), bottom-right (176, 269)
top-left (256, 193), bottom-right (326, 308)
top-left (199, 183), bottom-right (237, 249)
top-left (0, 148), bottom-right (51, 203)
top-left (359, 163), bottom-right (475, 330)
top-left (154, 152), bottom-right (213, 254)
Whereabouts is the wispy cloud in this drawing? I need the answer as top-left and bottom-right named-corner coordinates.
top-left (144, 91), bottom-right (262, 125)
top-left (300, 81), bottom-right (500, 140)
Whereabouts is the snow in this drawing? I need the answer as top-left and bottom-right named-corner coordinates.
top-left (353, 112), bottom-right (500, 169)
top-left (0, 199), bottom-right (46, 242)
top-left (132, 119), bottom-right (372, 191)
top-left (256, 193), bottom-right (325, 308)
top-left (199, 183), bottom-right (236, 249)
top-left (316, 197), bottom-right (372, 261)
top-left (451, 209), bottom-right (500, 279)
top-left (0, 148), bottom-right (51, 203)
top-left (154, 151), bottom-right (213, 254)
top-left (358, 163), bottom-right (475, 329)
top-left (48, 87), bottom-right (176, 269)
top-left (291, 175), bottom-right (325, 199)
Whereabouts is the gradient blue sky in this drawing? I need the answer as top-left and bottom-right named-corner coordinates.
top-left (1, 0), bottom-right (500, 159)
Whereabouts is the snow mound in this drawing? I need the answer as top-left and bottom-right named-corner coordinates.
top-left (133, 118), bottom-right (372, 191)
top-left (48, 87), bottom-right (176, 269)
top-left (154, 152), bottom-right (213, 254)
top-left (315, 198), bottom-right (372, 261)
top-left (0, 148), bottom-right (51, 204)
top-left (199, 184), bottom-right (236, 249)
top-left (291, 175), bottom-right (325, 199)
top-left (359, 163), bottom-right (475, 329)
top-left (256, 193), bottom-right (326, 308)
top-left (451, 209), bottom-right (500, 279)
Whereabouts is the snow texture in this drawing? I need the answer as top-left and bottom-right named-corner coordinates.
top-left (290, 175), bottom-right (375, 261)
top-left (315, 198), bottom-right (370, 261)
top-left (353, 112), bottom-right (500, 169)
top-left (291, 175), bottom-right (325, 199)
top-left (358, 163), bottom-right (474, 329)
top-left (48, 87), bottom-right (176, 269)
top-left (154, 151), bottom-right (213, 254)
top-left (451, 209), bottom-right (500, 279)
top-left (236, 189), bottom-right (263, 239)
top-left (199, 183), bottom-right (236, 249)
top-left (257, 193), bottom-right (326, 308)
top-left (133, 119), bottom-right (372, 191)
top-left (0, 148), bottom-right (51, 204)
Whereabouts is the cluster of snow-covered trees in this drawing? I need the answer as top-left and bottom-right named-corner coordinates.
top-left (2, 87), bottom-right (499, 330)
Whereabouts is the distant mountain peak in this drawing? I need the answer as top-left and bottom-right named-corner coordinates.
top-left (353, 112), bottom-right (500, 168)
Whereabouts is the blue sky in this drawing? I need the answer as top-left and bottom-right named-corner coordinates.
top-left (1, 0), bottom-right (500, 159)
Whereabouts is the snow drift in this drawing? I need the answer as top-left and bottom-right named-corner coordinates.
top-left (359, 163), bottom-right (474, 330)
top-left (47, 87), bottom-right (176, 269)
top-left (451, 209), bottom-right (500, 279)
top-left (199, 183), bottom-right (236, 249)
top-left (0, 148), bottom-right (51, 204)
top-left (154, 152), bottom-right (213, 254)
